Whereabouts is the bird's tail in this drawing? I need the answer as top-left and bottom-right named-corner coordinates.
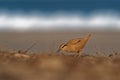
top-left (84, 33), bottom-right (91, 42)
top-left (79, 33), bottom-right (91, 49)
top-left (86, 33), bottom-right (91, 38)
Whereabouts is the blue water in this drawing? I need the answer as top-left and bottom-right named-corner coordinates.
top-left (0, 0), bottom-right (120, 30)
top-left (0, 0), bottom-right (120, 13)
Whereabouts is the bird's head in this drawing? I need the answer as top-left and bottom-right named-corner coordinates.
top-left (57, 43), bottom-right (67, 53)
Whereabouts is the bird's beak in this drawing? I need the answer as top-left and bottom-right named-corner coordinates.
top-left (57, 49), bottom-right (60, 53)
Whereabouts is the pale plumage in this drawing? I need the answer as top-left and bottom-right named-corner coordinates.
top-left (57, 34), bottom-right (91, 55)
top-left (66, 38), bottom-right (82, 45)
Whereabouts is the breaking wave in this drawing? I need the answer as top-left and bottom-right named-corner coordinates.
top-left (0, 11), bottom-right (120, 31)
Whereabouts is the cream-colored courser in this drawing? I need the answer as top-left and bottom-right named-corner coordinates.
top-left (57, 34), bottom-right (91, 55)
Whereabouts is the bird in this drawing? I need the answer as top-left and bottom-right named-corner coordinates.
top-left (57, 34), bottom-right (91, 56)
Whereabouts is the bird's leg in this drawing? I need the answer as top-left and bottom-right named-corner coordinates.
top-left (77, 51), bottom-right (80, 57)
top-left (74, 51), bottom-right (79, 58)
top-left (78, 50), bottom-right (83, 58)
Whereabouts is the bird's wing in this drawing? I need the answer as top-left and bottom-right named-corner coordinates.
top-left (66, 38), bottom-right (82, 45)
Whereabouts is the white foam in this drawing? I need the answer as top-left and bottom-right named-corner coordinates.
top-left (0, 11), bottom-right (120, 31)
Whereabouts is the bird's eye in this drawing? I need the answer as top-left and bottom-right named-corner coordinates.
top-left (64, 44), bottom-right (67, 46)
top-left (61, 45), bottom-right (64, 48)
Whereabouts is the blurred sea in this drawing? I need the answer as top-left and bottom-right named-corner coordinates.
top-left (0, 0), bottom-right (120, 30)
